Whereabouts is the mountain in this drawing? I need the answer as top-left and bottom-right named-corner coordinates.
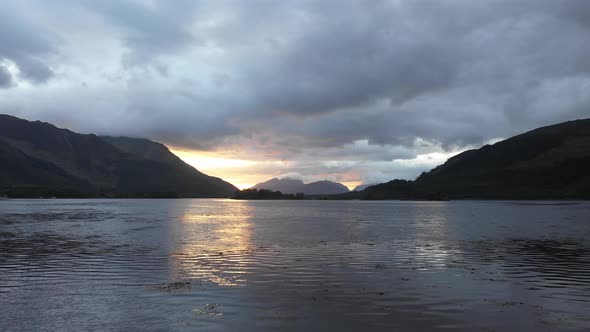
top-left (100, 136), bottom-right (182, 165)
top-left (0, 114), bottom-right (237, 197)
top-left (0, 139), bottom-right (88, 190)
top-left (352, 183), bottom-right (375, 192)
top-left (304, 180), bottom-right (350, 195)
top-left (98, 136), bottom-right (238, 197)
top-left (252, 178), bottom-right (349, 195)
top-left (363, 119), bottom-right (590, 200)
top-left (252, 178), bottom-right (306, 194)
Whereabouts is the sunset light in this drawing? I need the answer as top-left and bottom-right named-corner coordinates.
top-left (170, 148), bottom-right (259, 189)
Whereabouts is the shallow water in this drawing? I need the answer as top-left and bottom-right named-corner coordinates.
top-left (0, 199), bottom-right (589, 331)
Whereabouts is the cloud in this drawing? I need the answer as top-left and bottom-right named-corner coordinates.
top-left (0, 5), bottom-right (57, 84)
top-left (15, 57), bottom-right (54, 83)
top-left (278, 173), bottom-right (303, 181)
top-left (1, 0), bottom-right (590, 184)
top-left (0, 65), bottom-right (13, 88)
top-left (78, 0), bottom-right (201, 66)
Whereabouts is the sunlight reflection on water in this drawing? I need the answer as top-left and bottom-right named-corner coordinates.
top-left (173, 201), bottom-right (254, 286)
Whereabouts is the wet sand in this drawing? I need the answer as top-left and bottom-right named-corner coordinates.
top-left (0, 199), bottom-right (589, 331)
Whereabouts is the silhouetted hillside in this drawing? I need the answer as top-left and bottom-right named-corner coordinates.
top-left (305, 180), bottom-right (350, 195)
top-left (252, 178), bottom-right (306, 194)
top-left (352, 183), bottom-right (375, 192)
top-left (101, 136), bottom-right (182, 165)
top-left (362, 119), bottom-right (590, 200)
top-left (0, 139), bottom-right (89, 190)
top-left (0, 114), bottom-right (237, 198)
top-left (232, 188), bottom-right (305, 200)
top-left (100, 136), bottom-right (237, 197)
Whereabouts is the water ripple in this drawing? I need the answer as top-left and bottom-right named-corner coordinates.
top-left (0, 199), bottom-right (589, 331)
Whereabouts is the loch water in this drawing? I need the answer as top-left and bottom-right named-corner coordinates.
top-left (0, 199), bottom-right (589, 331)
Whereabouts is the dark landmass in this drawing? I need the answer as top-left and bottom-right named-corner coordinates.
top-left (232, 188), bottom-right (305, 200)
top-left (305, 180), bottom-right (349, 195)
top-left (0, 114), bottom-right (237, 198)
top-left (251, 178), bottom-right (304, 194)
top-left (352, 183), bottom-right (376, 192)
top-left (339, 119), bottom-right (590, 200)
top-left (100, 136), bottom-right (183, 165)
top-left (252, 178), bottom-right (349, 195)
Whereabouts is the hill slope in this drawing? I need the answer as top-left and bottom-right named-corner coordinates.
top-left (101, 136), bottom-right (237, 197)
top-left (364, 119), bottom-right (590, 199)
top-left (304, 180), bottom-right (350, 195)
top-left (0, 114), bottom-right (237, 197)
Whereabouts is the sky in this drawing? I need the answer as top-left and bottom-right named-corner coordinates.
top-left (1, 0), bottom-right (590, 189)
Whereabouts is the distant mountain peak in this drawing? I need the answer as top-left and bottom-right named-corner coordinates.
top-left (252, 178), bottom-right (349, 195)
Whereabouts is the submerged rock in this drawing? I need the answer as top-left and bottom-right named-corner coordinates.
top-left (158, 280), bottom-right (193, 292)
top-left (193, 303), bottom-right (223, 316)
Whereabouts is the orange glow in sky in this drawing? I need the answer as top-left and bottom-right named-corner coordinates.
top-left (169, 147), bottom-right (361, 190)
top-left (168, 145), bottom-right (465, 191)
top-left (171, 148), bottom-right (259, 189)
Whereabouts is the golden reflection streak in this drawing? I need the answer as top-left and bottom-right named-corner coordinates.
top-left (170, 200), bottom-right (254, 287)
top-left (411, 202), bottom-right (454, 268)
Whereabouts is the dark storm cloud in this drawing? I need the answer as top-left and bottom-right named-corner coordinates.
top-left (78, 0), bottom-right (201, 65)
top-left (0, 6), bottom-right (57, 83)
top-left (1, 0), bottom-right (590, 183)
top-left (16, 58), bottom-right (54, 83)
top-left (249, 2), bottom-right (461, 115)
top-left (226, 0), bottom-right (590, 151)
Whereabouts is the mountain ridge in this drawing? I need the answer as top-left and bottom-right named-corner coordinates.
top-left (361, 118), bottom-right (590, 200)
top-left (0, 114), bottom-right (237, 198)
top-left (252, 178), bottom-right (350, 195)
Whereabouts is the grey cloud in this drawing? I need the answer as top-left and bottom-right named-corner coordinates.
top-left (0, 65), bottom-right (13, 88)
top-left (551, 0), bottom-right (590, 27)
top-left (0, 6), bottom-right (56, 83)
top-left (227, 0), bottom-right (590, 150)
top-left (232, 0), bottom-right (463, 116)
top-left (79, 0), bottom-right (201, 65)
top-left (16, 57), bottom-right (54, 83)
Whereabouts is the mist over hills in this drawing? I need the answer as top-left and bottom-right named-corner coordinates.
top-left (252, 178), bottom-right (350, 195)
top-left (0, 114), bottom-right (237, 198)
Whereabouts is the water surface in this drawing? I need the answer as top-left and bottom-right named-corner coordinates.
top-left (1, 199), bottom-right (589, 331)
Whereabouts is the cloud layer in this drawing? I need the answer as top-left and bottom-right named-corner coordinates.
top-left (1, 0), bottom-right (589, 185)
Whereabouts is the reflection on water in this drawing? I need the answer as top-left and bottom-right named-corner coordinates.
top-left (172, 201), bottom-right (254, 286)
top-left (410, 202), bottom-right (455, 269)
top-left (0, 199), bottom-right (589, 331)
